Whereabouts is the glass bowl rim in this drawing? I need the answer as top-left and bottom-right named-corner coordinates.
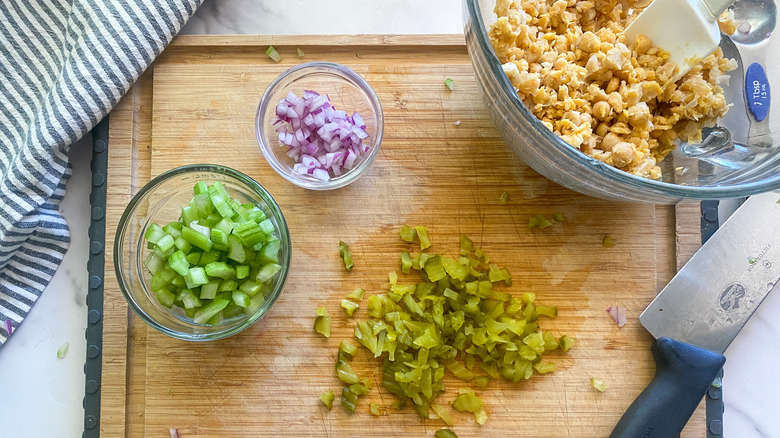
top-left (464, 0), bottom-right (780, 199)
top-left (113, 163), bottom-right (292, 341)
top-left (255, 61), bottom-right (384, 191)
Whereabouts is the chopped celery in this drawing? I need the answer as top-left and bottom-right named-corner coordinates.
top-left (536, 215), bottom-right (552, 229)
top-left (297, 47), bottom-right (305, 58)
top-left (314, 307), bottom-right (331, 338)
top-left (193, 299), bottom-right (229, 324)
top-left (339, 241), bottom-right (354, 271)
top-left (452, 389), bottom-right (482, 413)
top-left (339, 340), bottom-right (358, 357)
top-left (414, 226), bottom-right (431, 250)
top-left (400, 225), bottom-right (416, 242)
top-left (603, 236), bottom-right (616, 248)
top-left (533, 361), bottom-right (555, 374)
top-left (256, 263), bottom-right (281, 283)
top-left (444, 78), bottom-right (454, 91)
top-left (346, 288), bottom-right (365, 301)
top-left (341, 299), bottom-right (359, 316)
top-left (320, 390), bottom-right (334, 410)
top-left (235, 265), bottom-right (250, 280)
top-left (232, 290), bottom-right (251, 308)
top-left (140, 181), bottom-right (283, 325)
top-left (553, 212), bottom-right (565, 222)
top-left (499, 191), bottom-right (509, 204)
top-left (369, 402), bottom-right (381, 416)
top-left (431, 403), bottom-right (454, 426)
top-left (144, 223), bottom-right (166, 244)
top-left (475, 376), bottom-right (490, 390)
top-left (204, 261), bottom-right (235, 279)
top-left (591, 377), bottom-right (608, 392)
top-left (266, 45), bottom-right (282, 62)
top-left (56, 341), bottom-right (69, 359)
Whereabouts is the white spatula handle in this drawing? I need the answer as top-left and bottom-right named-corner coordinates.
top-left (702, 0), bottom-right (736, 19)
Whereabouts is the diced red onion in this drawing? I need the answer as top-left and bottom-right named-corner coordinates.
top-left (272, 91), bottom-right (371, 181)
top-left (606, 307), bottom-right (627, 328)
top-left (170, 428), bottom-right (179, 438)
top-left (4, 319), bottom-right (12, 335)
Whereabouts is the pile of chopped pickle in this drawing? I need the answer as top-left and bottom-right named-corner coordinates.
top-left (318, 227), bottom-right (574, 428)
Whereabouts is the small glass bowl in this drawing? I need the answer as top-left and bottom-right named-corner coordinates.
top-left (256, 62), bottom-right (384, 190)
top-left (114, 164), bottom-right (291, 341)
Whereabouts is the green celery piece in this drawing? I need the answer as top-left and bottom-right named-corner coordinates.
top-left (414, 226), bottom-right (431, 250)
top-left (213, 218), bottom-right (234, 236)
top-left (248, 208), bottom-right (266, 223)
top-left (207, 311), bottom-right (225, 326)
top-left (591, 377), bottom-right (608, 392)
top-left (181, 226), bottom-right (213, 251)
top-left (266, 45), bottom-right (282, 62)
top-left (443, 359), bottom-right (475, 381)
top-left (536, 304), bottom-right (557, 318)
top-left (528, 215), bottom-right (540, 229)
top-left (258, 240), bottom-right (280, 264)
top-left (163, 221), bottom-right (183, 237)
top-left (341, 299), bottom-right (359, 316)
top-left (151, 267), bottom-right (176, 291)
top-left (185, 267), bottom-right (209, 288)
top-left (431, 403), bottom-right (454, 426)
top-left (177, 289), bottom-right (202, 309)
top-left (200, 280), bottom-right (220, 299)
top-left (181, 206), bottom-right (198, 227)
top-left (499, 191), bottom-right (509, 204)
top-left (232, 290), bottom-right (251, 308)
top-left (536, 214), bottom-right (552, 229)
top-left (256, 263), bottom-right (281, 283)
top-left (339, 241), bottom-right (354, 271)
top-left (184, 251), bottom-right (201, 266)
top-left (246, 293), bottom-right (265, 314)
top-left (152, 245), bottom-right (174, 260)
top-left (236, 265), bottom-right (250, 280)
top-left (198, 250), bottom-right (220, 267)
top-left (233, 221), bottom-right (265, 247)
top-left (210, 228), bottom-right (229, 247)
top-left (222, 303), bottom-right (244, 319)
top-left (144, 253), bottom-right (165, 275)
top-left (534, 361), bottom-right (555, 374)
top-left (553, 212), bottom-right (565, 222)
top-left (475, 376), bottom-right (490, 390)
top-left (167, 250), bottom-right (190, 276)
top-left (230, 200), bottom-right (250, 220)
top-left (156, 289), bottom-right (176, 308)
top-left (155, 234), bottom-right (175, 252)
top-left (219, 279), bottom-right (238, 292)
top-left (559, 335), bottom-right (575, 352)
top-left (207, 182), bottom-right (235, 218)
top-left (170, 275), bottom-right (186, 288)
top-left (193, 299), bottom-right (230, 324)
top-left (204, 261), bottom-right (235, 279)
top-left (400, 225), bottom-right (416, 242)
top-left (174, 236), bottom-right (192, 254)
top-left (320, 390), bottom-right (335, 410)
top-left (452, 389), bottom-right (482, 413)
top-left (184, 307), bottom-right (197, 319)
top-left (258, 218), bottom-right (275, 235)
top-left (56, 341), bottom-right (70, 359)
top-left (193, 180), bottom-right (208, 195)
top-left (339, 340), bottom-right (358, 357)
top-left (369, 402), bottom-right (381, 416)
top-left (144, 223), bottom-right (166, 244)
top-left (239, 280), bottom-right (262, 297)
top-left (190, 193), bottom-right (213, 216)
top-left (444, 78), bottom-right (454, 91)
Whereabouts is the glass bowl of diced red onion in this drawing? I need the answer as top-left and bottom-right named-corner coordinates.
top-left (255, 62), bottom-right (384, 190)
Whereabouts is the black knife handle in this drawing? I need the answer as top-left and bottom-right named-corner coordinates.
top-left (610, 337), bottom-right (726, 438)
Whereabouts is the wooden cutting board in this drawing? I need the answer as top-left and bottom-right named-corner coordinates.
top-left (102, 35), bottom-right (706, 437)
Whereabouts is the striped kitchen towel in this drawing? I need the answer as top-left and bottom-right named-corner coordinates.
top-left (0, 0), bottom-right (202, 347)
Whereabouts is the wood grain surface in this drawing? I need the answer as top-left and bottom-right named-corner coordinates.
top-left (102, 35), bottom-right (705, 437)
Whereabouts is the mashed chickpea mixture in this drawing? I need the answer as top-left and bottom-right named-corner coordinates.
top-left (489, 0), bottom-right (738, 178)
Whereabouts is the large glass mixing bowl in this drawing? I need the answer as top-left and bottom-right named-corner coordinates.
top-left (464, 0), bottom-right (780, 203)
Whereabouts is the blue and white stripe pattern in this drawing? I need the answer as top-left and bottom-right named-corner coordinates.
top-left (0, 0), bottom-right (201, 347)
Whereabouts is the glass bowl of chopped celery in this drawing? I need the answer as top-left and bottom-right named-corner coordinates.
top-left (114, 164), bottom-right (291, 341)
top-left (255, 62), bottom-right (384, 190)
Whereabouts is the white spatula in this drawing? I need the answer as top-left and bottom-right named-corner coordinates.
top-left (624, 0), bottom-right (736, 81)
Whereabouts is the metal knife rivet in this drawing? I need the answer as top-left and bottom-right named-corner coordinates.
top-left (708, 419), bottom-right (723, 434)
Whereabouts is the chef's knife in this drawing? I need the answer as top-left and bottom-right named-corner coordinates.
top-left (611, 191), bottom-right (780, 438)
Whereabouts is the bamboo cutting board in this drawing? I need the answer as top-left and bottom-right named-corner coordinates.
top-left (102, 35), bottom-right (706, 437)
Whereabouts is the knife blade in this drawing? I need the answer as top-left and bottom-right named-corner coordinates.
top-left (611, 191), bottom-right (780, 438)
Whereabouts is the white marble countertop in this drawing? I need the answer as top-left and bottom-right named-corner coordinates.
top-left (0, 1), bottom-right (776, 437)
